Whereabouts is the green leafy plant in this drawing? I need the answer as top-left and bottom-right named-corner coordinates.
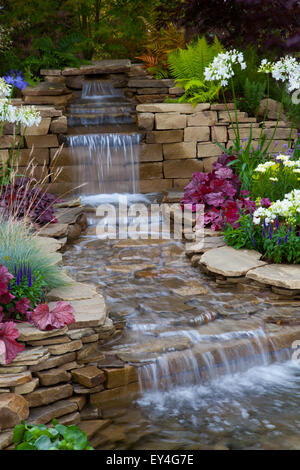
top-left (237, 78), bottom-right (267, 116)
top-left (251, 155), bottom-right (300, 202)
top-left (24, 33), bottom-right (88, 76)
top-left (167, 36), bottom-right (224, 104)
top-left (13, 420), bottom-right (93, 450)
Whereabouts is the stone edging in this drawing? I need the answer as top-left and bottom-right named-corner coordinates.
top-left (185, 230), bottom-right (300, 298)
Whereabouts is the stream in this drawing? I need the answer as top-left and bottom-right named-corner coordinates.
top-left (61, 196), bottom-right (300, 450)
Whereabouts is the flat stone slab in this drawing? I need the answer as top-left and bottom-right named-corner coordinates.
top-left (22, 82), bottom-right (69, 96)
top-left (246, 264), bottom-right (300, 290)
top-left (116, 336), bottom-right (192, 363)
top-left (55, 207), bottom-right (83, 225)
top-left (185, 236), bottom-right (226, 255)
top-left (50, 294), bottom-right (106, 330)
top-left (17, 323), bottom-right (67, 342)
top-left (136, 103), bottom-right (211, 113)
top-left (47, 282), bottom-right (97, 302)
top-left (37, 223), bottom-right (69, 238)
top-left (0, 371), bottom-right (32, 388)
top-left (28, 399), bottom-right (77, 424)
top-left (62, 60), bottom-right (131, 76)
top-left (35, 236), bottom-right (64, 253)
top-left (10, 347), bottom-right (49, 366)
top-left (200, 246), bottom-right (267, 277)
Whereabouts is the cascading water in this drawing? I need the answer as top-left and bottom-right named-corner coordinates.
top-left (66, 79), bottom-right (140, 196)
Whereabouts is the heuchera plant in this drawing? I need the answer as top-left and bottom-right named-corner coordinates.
top-left (30, 302), bottom-right (75, 331)
top-left (181, 154), bottom-right (258, 230)
top-left (0, 321), bottom-right (24, 364)
top-left (0, 178), bottom-right (59, 225)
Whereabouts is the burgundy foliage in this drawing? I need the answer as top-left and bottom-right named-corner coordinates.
top-left (0, 321), bottom-right (25, 364)
top-left (31, 301), bottom-right (75, 331)
top-left (0, 178), bottom-right (60, 226)
top-left (181, 154), bottom-right (258, 231)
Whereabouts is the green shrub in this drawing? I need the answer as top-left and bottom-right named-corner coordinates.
top-left (24, 34), bottom-right (88, 76)
top-left (13, 420), bottom-right (93, 450)
top-left (167, 36), bottom-right (224, 104)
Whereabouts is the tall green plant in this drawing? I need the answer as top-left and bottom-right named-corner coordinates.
top-left (167, 36), bottom-right (224, 104)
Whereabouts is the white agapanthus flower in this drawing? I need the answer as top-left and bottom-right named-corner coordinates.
top-left (253, 189), bottom-right (300, 225)
top-left (0, 78), bottom-right (12, 99)
top-left (259, 55), bottom-right (300, 93)
top-left (204, 49), bottom-right (247, 86)
top-left (15, 106), bottom-right (41, 127)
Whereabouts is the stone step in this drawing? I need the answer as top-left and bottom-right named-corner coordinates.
top-left (66, 124), bottom-right (140, 136)
top-left (67, 115), bottom-right (134, 127)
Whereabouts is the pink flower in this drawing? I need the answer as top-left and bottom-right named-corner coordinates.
top-left (0, 321), bottom-right (25, 364)
top-left (0, 292), bottom-right (15, 305)
top-left (31, 301), bottom-right (75, 331)
top-left (15, 298), bottom-right (31, 315)
top-left (0, 265), bottom-right (14, 285)
top-left (0, 281), bottom-right (8, 296)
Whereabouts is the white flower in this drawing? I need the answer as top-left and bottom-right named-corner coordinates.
top-left (15, 106), bottom-right (41, 127)
top-left (269, 177), bottom-right (278, 181)
top-left (0, 78), bottom-right (12, 99)
top-left (204, 49), bottom-right (246, 86)
top-left (253, 189), bottom-right (300, 225)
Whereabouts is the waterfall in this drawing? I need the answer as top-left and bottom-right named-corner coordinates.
top-left (138, 328), bottom-right (291, 392)
top-left (66, 79), bottom-right (140, 196)
top-left (67, 133), bottom-right (140, 194)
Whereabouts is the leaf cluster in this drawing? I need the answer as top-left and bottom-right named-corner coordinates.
top-left (13, 420), bottom-right (94, 450)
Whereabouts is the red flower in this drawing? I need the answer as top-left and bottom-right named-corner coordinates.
top-left (0, 321), bottom-right (25, 364)
top-left (31, 301), bottom-right (75, 331)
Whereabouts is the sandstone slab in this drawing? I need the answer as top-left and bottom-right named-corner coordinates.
top-left (35, 236), bottom-right (64, 253)
top-left (13, 377), bottom-right (39, 395)
top-left (28, 399), bottom-right (77, 424)
top-left (37, 223), bottom-right (68, 238)
top-left (163, 142), bottom-right (196, 159)
top-left (50, 294), bottom-right (106, 330)
top-left (17, 323), bottom-right (67, 342)
top-left (36, 368), bottom-right (71, 386)
top-left (29, 352), bottom-right (76, 372)
top-left (200, 246), bottom-right (267, 277)
top-left (103, 365), bottom-right (138, 389)
top-left (246, 264), bottom-right (300, 290)
top-left (136, 104), bottom-right (210, 113)
top-left (47, 282), bottom-right (97, 302)
top-left (11, 347), bottom-right (49, 366)
top-left (25, 383), bottom-right (73, 407)
top-left (185, 236), bottom-right (226, 255)
top-left (0, 393), bottom-right (29, 430)
top-left (47, 339), bottom-right (82, 356)
top-left (0, 371), bottom-right (32, 388)
top-left (90, 382), bottom-right (140, 405)
top-left (155, 112), bottom-right (186, 130)
top-left (68, 395), bottom-right (87, 411)
top-left (71, 366), bottom-right (105, 389)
